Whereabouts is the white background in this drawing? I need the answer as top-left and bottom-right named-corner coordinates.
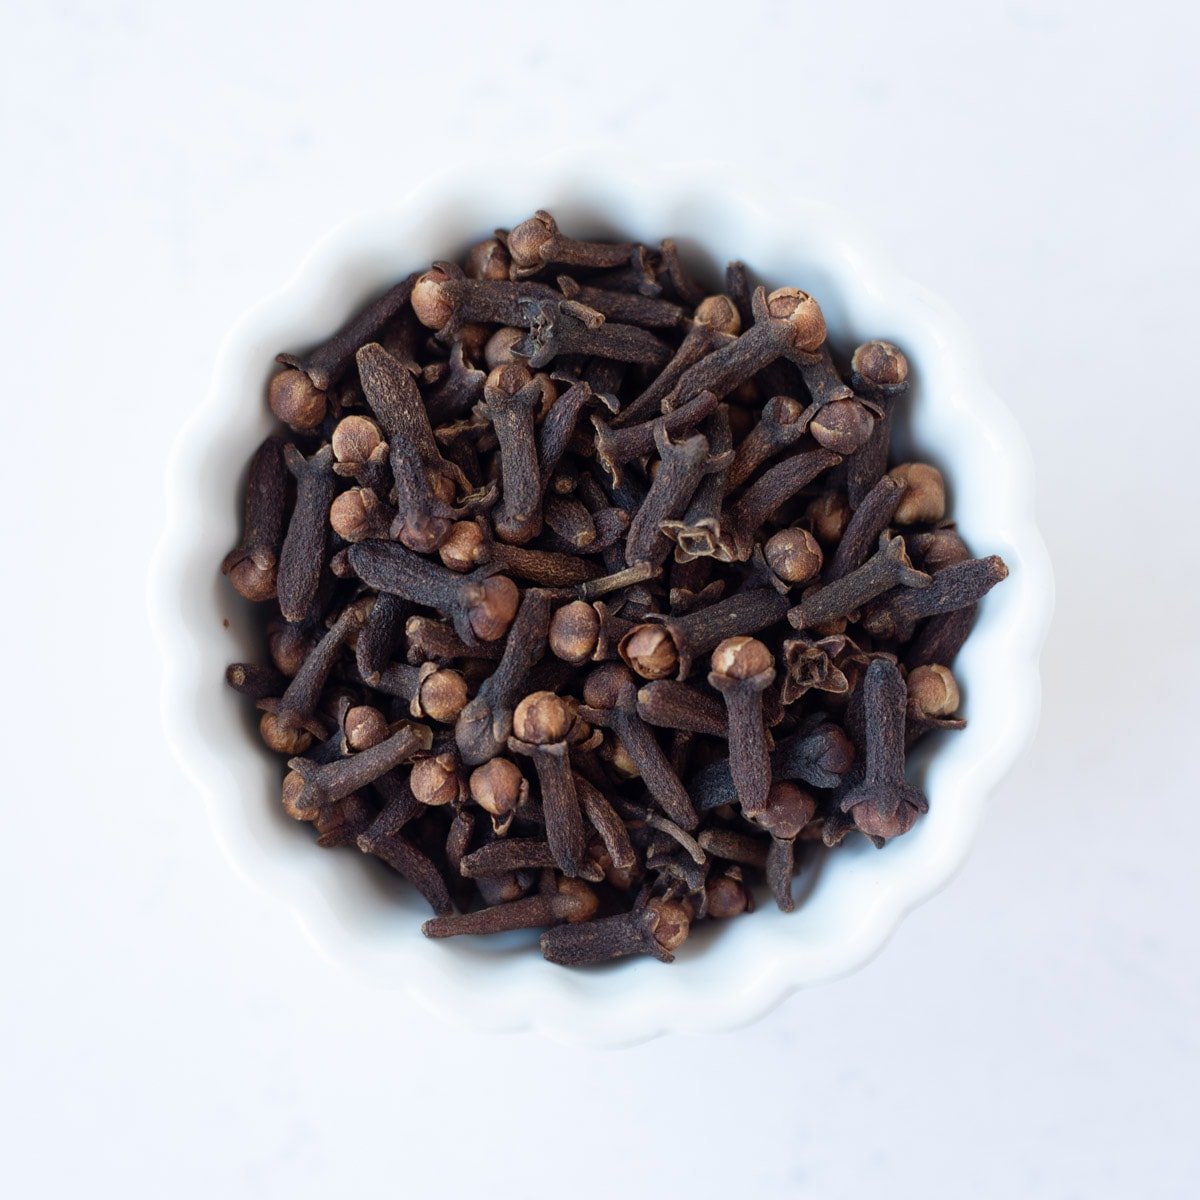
top-left (3, 2), bottom-right (1198, 1196)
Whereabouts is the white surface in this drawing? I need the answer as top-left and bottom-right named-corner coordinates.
top-left (153, 161), bottom-right (1050, 1043)
top-left (1, 0), bottom-right (1197, 1194)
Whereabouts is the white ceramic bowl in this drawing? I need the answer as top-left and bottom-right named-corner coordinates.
top-left (149, 157), bottom-right (1052, 1047)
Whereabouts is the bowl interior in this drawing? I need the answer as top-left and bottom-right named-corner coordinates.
top-left (154, 162), bottom-right (1050, 1044)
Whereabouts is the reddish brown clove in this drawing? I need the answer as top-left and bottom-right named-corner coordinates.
top-left (222, 436), bottom-right (288, 602)
top-left (508, 692), bottom-right (586, 876)
top-left (422, 877), bottom-right (597, 938)
top-left (839, 658), bottom-right (928, 840)
top-left (708, 638), bottom-right (776, 816)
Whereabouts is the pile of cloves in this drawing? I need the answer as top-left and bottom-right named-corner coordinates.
top-left (222, 209), bottom-right (1008, 966)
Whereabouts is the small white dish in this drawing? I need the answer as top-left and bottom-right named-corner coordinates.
top-left (148, 156), bottom-right (1052, 1047)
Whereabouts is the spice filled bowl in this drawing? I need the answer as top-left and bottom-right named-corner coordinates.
top-left (150, 157), bottom-right (1052, 1046)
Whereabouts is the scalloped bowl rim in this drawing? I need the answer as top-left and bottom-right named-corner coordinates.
top-left (148, 156), bottom-right (1053, 1047)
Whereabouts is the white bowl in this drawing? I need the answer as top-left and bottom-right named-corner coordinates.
top-left (148, 157), bottom-right (1052, 1047)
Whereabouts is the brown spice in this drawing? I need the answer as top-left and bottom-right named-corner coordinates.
top-left (223, 208), bottom-right (1008, 966)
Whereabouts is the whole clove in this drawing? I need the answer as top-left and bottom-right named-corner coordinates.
top-left (277, 445), bottom-right (336, 623)
top-left (222, 436), bottom-right (288, 601)
top-left (847, 340), bottom-right (909, 507)
top-left (222, 208), bottom-right (1008, 966)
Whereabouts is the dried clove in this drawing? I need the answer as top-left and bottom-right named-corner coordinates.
top-left (859, 554), bottom-right (1008, 642)
top-left (763, 527), bottom-right (825, 589)
top-left (624, 427), bottom-right (722, 570)
top-left (788, 532), bottom-right (929, 631)
top-left (285, 723), bottom-right (432, 814)
top-left (887, 463), bottom-right (946, 526)
top-left (403, 615), bottom-right (504, 665)
top-left (659, 404), bottom-right (735, 563)
top-left (708, 637), bottom-right (776, 815)
top-left (826, 474), bottom-right (904, 582)
top-left (357, 342), bottom-right (464, 554)
top-left (556, 275), bottom-right (686, 329)
top-left (548, 599), bottom-right (631, 665)
top-left (611, 294), bottom-right (741, 428)
top-left (905, 663), bottom-right (966, 747)
top-left (278, 273), bottom-right (418, 392)
top-left (725, 447), bottom-right (843, 559)
top-left (847, 340), bottom-right (909, 507)
top-left (506, 211), bottom-right (634, 277)
top-left (481, 362), bottom-right (551, 545)
top-left (455, 587), bottom-right (552, 765)
top-left (223, 209), bottom-right (1008, 965)
top-left (439, 519), bottom-right (601, 587)
top-left (355, 592), bottom-right (410, 685)
top-left (258, 601), bottom-right (366, 738)
top-left (578, 664), bottom-right (699, 830)
top-left (222, 436), bottom-right (288, 602)
top-left (508, 692), bottom-right (586, 876)
top-left (839, 658), bottom-right (928, 840)
top-left (539, 897), bottom-right (689, 966)
top-left (422, 877), bottom-right (598, 939)
top-left (658, 286), bottom-right (828, 410)
top-left (411, 262), bottom-right (558, 339)
top-left (348, 540), bottom-right (519, 645)
top-left (593, 390), bottom-right (719, 486)
top-left (277, 445), bottom-right (336, 624)
top-left (468, 757), bottom-right (529, 835)
top-left (635, 679), bottom-right (729, 738)
top-left (514, 298), bottom-right (672, 370)
top-left (619, 587), bottom-right (789, 681)
top-left (726, 395), bottom-right (810, 491)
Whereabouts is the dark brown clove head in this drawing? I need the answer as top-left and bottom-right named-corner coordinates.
top-left (331, 415), bottom-right (384, 466)
top-left (706, 872), bottom-right (751, 919)
top-left (850, 790), bottom-right (924, 840)
top-left (329, 488), bottom-right (386, 542)
top-left (485, 358), bottom-right (534, 398)
top-left (708, 636), bottom-right (775, 689)
top-left (227, 557), bottom-right (277, 602)
top-left (763, 287), bottom-right (828, 352)
top-left (645, 896), bottom-right (692, 953)
top-left (907, 663), bottom-right (960, 717)
top-left (281, 769), bottom-right (311, 820)
top-left (812, 725), bottom-right (857, 777)
top-left (438, 520), bottom-right (487, 572)
top-left (469, 757), bottom-right (527, 825)
top-left (411, 752), bottom-right (463, 807)
top-left (910, 528), bottom-right (970, 573)
top-left (752, 781), bottom-right (818, 840)
top-left (888, 463), bottom-right (946, 525)
top-left (619, 624), bottom-right (679, 681)
top-left (549, 600), bottom-right (601, 665)
top-left (851, 340), bottom-right (909, 391)
top-left (267, 620), bottom-right (315, 677)
top-left (765, 528), bottom-right (824, 586)
top-left (484, 326), bottom-right (524, 368)
top-left (461, 575), bottom-right (520, 642)
top-left (268, 368), bottom-right (327, 431)
top-left (416, 667), bottom-right (470, 723)
top-left (464, 237), bottom-right (511, 281)
top-left (259, 711), bottom-right (313, 756)
top-left (806, 491), bottom-right (852, 546)
top-left (693, 293), bottom-right (742, 335)
top-left (344, 705), bottom-right (389, 751)
top-left (512, 691), bottom-right (573, 746)
top-left (411, 266), bottom-right (455, 331)
top-left (506, 212), bottom-right (559, 271)
top-left (582, 663), bottom-right (645, 720)
top-left (809, 398), bottom-right (875, 455)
